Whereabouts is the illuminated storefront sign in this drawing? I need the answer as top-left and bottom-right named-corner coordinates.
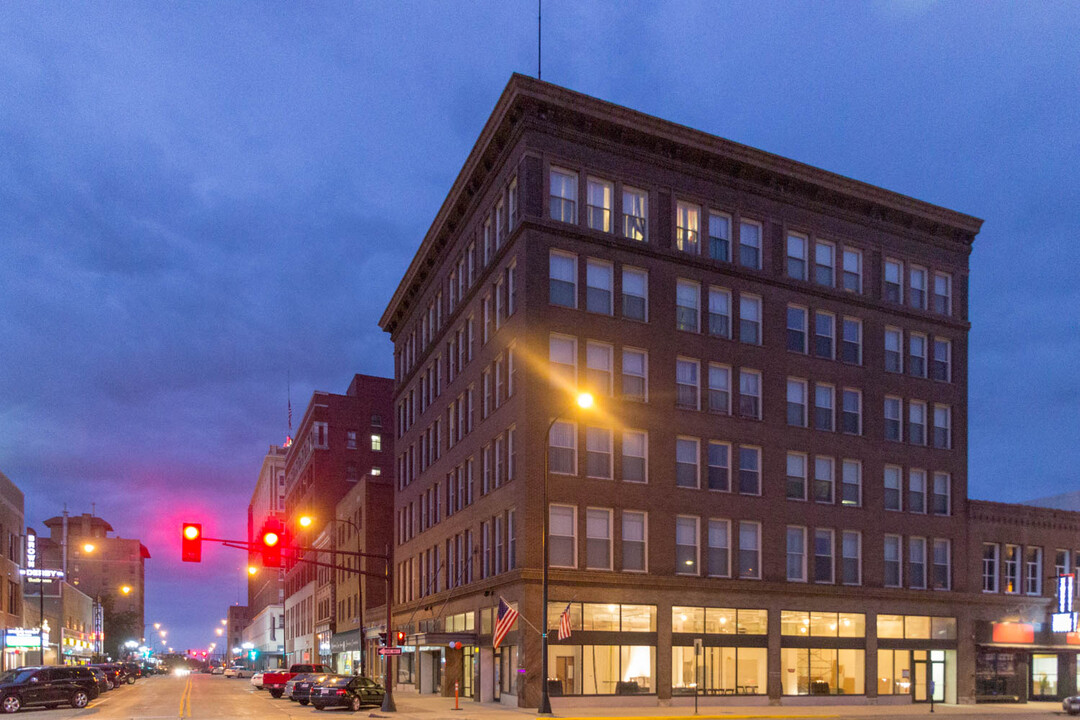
top-left (5, 628), bottom-right (45, 648)
top-left (992, 622), bottom-right (1034, 644)
top-left (1052, 574), bottom-right (1077, 633)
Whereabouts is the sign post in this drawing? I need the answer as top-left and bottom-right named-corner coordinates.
top-left (693, 637), bottom-right (702, 715)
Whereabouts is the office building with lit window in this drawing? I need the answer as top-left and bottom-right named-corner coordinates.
top-left (379, 74), bottom-right (1080, 708)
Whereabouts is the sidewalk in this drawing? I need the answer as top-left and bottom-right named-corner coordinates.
top-left (377, 694), bottom-right (1065, 720)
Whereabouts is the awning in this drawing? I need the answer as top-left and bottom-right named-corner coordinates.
top-left (404, 632), bottom-right (478, 647)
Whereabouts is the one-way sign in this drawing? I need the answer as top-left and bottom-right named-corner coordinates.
top-left (379, 647), bottom-right (403, 656)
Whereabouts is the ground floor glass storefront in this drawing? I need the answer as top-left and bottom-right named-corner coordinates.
top-left (547, 645), bottom-right (655, 695)
top-left (671, 646), bottom-right (767, 695)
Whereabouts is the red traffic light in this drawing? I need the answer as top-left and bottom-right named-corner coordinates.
top-left (259, 520), bottom-right (285, 567)
top-left (262, 531), bottom-right (280, 547)
top-left (395, 631), bottom-right (406, 645)
top-left (181, 523), bottom-right (202, 563)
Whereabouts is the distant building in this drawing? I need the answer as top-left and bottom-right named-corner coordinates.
top-left (226, 604), bottom-right (252, 664)
top-left (1022, 490), bottom-right (1080, 512)
top-left (21, 574), bottom-right (95, 666)
top-left (0, 471), bottom-right (25, 670)
top-left (282, 374), bottom-right (394, 665)
top-left (244, 444), bottom-right (288, 668)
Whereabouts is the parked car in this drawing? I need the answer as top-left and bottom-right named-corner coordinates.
top-left (87, 667), bottom-right (111, 695)
top-left (263, 664), bottom-right (329, 698)
top-left (0, 666), bottom-right (99, 713)
top-left (1065, 695), bottom-right (1080, 715)
top-left (122, 663), bottom-right (142, 680)
top-left (210, 666), bottom-right (225, 675)
top-left (250, 672), bottom-right (264, 689)
top-left (90, 664), bottom-right (123, 690)
top-left (223, 665), bottom-right (251, 678)
top-left (292, 674), bottom-right (335, 706)
top-left (284, 673), bottom-right (313, 701)
top-left (311, 676), bottom-right (386, 712)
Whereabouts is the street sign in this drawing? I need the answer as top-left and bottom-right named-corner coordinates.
top-left (379, 647), bottom-right (402, 656)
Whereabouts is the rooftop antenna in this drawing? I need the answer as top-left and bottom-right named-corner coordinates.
top-left (288, 370), bottom-right (293, 436)
top-left (538, 0), bottom-right (542, 80)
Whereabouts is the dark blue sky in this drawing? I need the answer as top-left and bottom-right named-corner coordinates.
top-left (1, 2), bottom-right (1077, 650)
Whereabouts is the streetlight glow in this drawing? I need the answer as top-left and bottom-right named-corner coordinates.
top-left (299, 515), bottom-right (313, 528)
top-left (247, 565), bottom-right (258, 575)
top-left (120, 585), bottom-right (132, 595)
top-left (575, 392), bottom-right (594, 410)
top-left (82, 543), bottom-right (95, 553)
top-left (215, 628), bottom-right (223, 636)
top-left (154, 623), bottom-right (161, 630)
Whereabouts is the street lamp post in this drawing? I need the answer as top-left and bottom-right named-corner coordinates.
top-left (539, 392), bottom-right (593, 716)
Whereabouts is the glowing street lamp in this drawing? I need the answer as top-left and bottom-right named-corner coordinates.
top-left (298, 515), bottom-right (313, 528)
top-left (215, 628), bottom-right (223, 636)
top-left (120, 585), bottom-right (132, 595)
top-left (159, 630), bottom-right (166, 638)
top-left (220, 619), bottom-right (227, 626)
top-left (82, 543), bottom-right (95, 553)
top-left (247, 566), bottom-right (258, 575)
top-left (154, 623), bottom-right (161, 630)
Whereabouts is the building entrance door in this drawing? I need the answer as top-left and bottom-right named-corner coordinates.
top-left (555, 655), bottom-right (575, 696)
top-left (913, 650), bottom-right (946, 702)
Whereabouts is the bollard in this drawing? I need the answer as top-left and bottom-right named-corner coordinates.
top-left (452, 680), bottom-right (462, 711)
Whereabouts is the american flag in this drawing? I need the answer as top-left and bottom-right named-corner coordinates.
top-left (493, 598), bottom-right (519, 649)
top-left (557, 603), bottom-right (572, 641)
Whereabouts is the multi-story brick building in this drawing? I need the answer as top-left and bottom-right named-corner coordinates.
top-left (282, 374), bottom-right (393, 665)
top-left (379, 74), bottom-right (1002, 707)
top-left (0, 471), bottom-right (25, 671)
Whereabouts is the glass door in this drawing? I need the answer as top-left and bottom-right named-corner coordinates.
top-left (930, 650), bottom-right (945, 702)
top-left (913, 651), bottom-right (928, 702)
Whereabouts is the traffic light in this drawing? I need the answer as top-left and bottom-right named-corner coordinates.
top-left (395, 631), bottom-right (406, 645)
top-left (378, 632), bottom-right (387, 647)
top-left (181, 523), bottom-right (202, 563)
top-left (259, 519), bottom-right (286, 568)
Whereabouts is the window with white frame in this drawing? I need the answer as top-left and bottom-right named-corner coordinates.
top-left (675, 437), bottom-right (700, 489)
top-left (622, 267), bottom-right (648, 322)
top-left (622, 511), bottom-right (647, 571)
top-left (909, 470), bottom-right (927, 514)
top-left (548, 421), bottom-right (577, 475)
top-left (910, 537), bottom-right (927, 589)
top-left (707, 441), bottom-right (730, 492)
top-left (842, 460), bottom-right (861, 507)
top-left (739, 369), bottom-right (762, 420)
top-left (1056, 549), bottom-right (1070, 579)
top-left (934, 539), bottom-right (951, 590)
top-left (549, 251), bottom-right (577, 308)
top-left (814, 310), bottom-right (835, 359)
top-left (884, 535), bottom-right (903, 587)
top-left (550, 168), bottom-right (577, 223)
top-left (786, 452), bottom-right (807, 501)
top-left (585, 259), bottom-right (613, 314)
top-left (586, 178), bottom-right (613, 233)
top-left (738, 521), bottom-right (762, 579)
top-left (709, 212), bottom-right (731, 262)
top-left (708, 286), bottom-right (731, 338)
top-left (910, 266), bottom-right (928, 310)
top-left (622, 187), bottom-right (648, 241)
top-left (676, 279), bottom-right (700, 332)
top-left (549, 505), bottom-right (577, 567)
top-left (549, 334), bottom-right (577, 388)
top-left (814, 384), bottom-right (834, 431)
top-left (933, 272), bottom-right (952, 315)
top-left (675, 516), bottom-right (699, 575)
top-left (814, 529), bottom-right (835, 583)
top-left (787, 526), bottom-right (807, 581)
top-left (885, 327), bottom-right (903, 373)
top-left (676, 357), bottom-right (700, 410)
top-left (884, 396), bottom-right (902, 442)
top-left (909, 333), bottom-right (927, 377)
top-left (585, 508), bottom-right (612, 570)
top-left (932, 473), bottom-right (950, 515)
top-left (884, 258), bottom-right (903, 303)
top-left (739, 220), bottom-right (762, 269)
top-left (786, 233), bottom-right (807, 279)
top-left (932, 338), bottom-right (951, 382)
top-left (676, 201), bottom-right (700, 254)
top-left (585, 427), bottom-right (613, 479)
top-left (622, 348), bottom-right (647, 401)
top-left (983, 543), bottom-right (999, 593)
top-left (707, 363), bottom-right (731, 415)
top-left (739, 446), bottom-right (761, 495)
top-left (814, 456), bottom-right (835, 504)
top-left (739, 294), bottom-right (762, 345)
top-left (842, 531), bottom-right (862, 585)
top-left (841, 388), bottom-right (861, 435)
top-left (909, 400), bottom-right (927, 446)
top-left (622, 430), bottom-right (647, 483)
top-left (787, 378), bottom-right (808, 427)
top-left (787, 306), bottom-right (808, 353)
top-left (841, 317), bottom-right (862, 364)
top-left (585, 341), bottom-right (614, 396)
top-left (933, 405), bottom-right (951, 449)
top-left (815, 240), bottom-right (835, 286)
top-left (707, 519), bottom-right (731, 577)
top-left (842, 248), bottom-right (862, 293)
top-left (1025, 546), bottom-right (1042, 595)
top-left (1005, 545), bottom-right (1021, 593)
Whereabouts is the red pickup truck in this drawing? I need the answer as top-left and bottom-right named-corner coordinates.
top-left (263, 664), bottom-right (330, 698)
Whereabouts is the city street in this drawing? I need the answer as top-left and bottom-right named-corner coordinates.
top-left (7, 672), bottom-right (1074, 720)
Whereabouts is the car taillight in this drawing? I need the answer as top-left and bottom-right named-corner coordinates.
top-left (336, 689), bottom-right (346, 695)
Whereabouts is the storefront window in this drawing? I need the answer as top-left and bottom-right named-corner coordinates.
top-left (877, 614), bottom-right (904, 639)
top-left (904, 616), bottom-right (931, 639)
top-left (1032, 654), bottom-right (1058, 698)
top-left (673, 607), bottom-right (705, 634)
top-left (672, 646), bottom-right (766, 695)
top-left (548, 645), bottom-right (655, 695)
top-left (622, 605), bottom-right (656, 632)
top-left (931, 617), bottom-right (956, 640)
top-left (705, 607), bottom-right (736, 634)
top-left (583, 604), bottom-right (620, 631)
top-left (977, 651), bottom-right (1020, 699)
top-left (674, 607), bottom-right (766, 635)
top-left (552, 603), bottom-right (655, 631)
top-left (781, 610), bottom-right (809, 636)
top-left (877, 648), bottom-right (912, 695)
top-left (737, 609), bottom-right (768, 635)
top-left (500, 645), bottom-right (518, 694)
top-left (781, 611), bottom-right (865, 637)
top-left (781, 648), bottom-right (864, 695)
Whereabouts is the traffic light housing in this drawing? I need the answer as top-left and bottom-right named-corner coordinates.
top-left (378, 632), bottom-right (387, 647)
top-left (395, 631), bottom-right (406, 645)
top-left (181, 523), bottom-right (202, 563)
top-left (259, 519), bottom-right (286, 568)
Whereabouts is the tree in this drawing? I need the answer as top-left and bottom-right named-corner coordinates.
top-left (99, 594), bottom-right (142, 659)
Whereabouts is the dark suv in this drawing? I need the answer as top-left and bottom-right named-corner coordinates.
top-left (0, 666), bottom-right (99, 713)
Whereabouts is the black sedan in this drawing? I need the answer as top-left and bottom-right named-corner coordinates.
top-left (292, 674), bottom-right (336, 705)
top-left (311, 676), bottom-right (385, 712)
top-left (0, 666), bottom-right (98, 713)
